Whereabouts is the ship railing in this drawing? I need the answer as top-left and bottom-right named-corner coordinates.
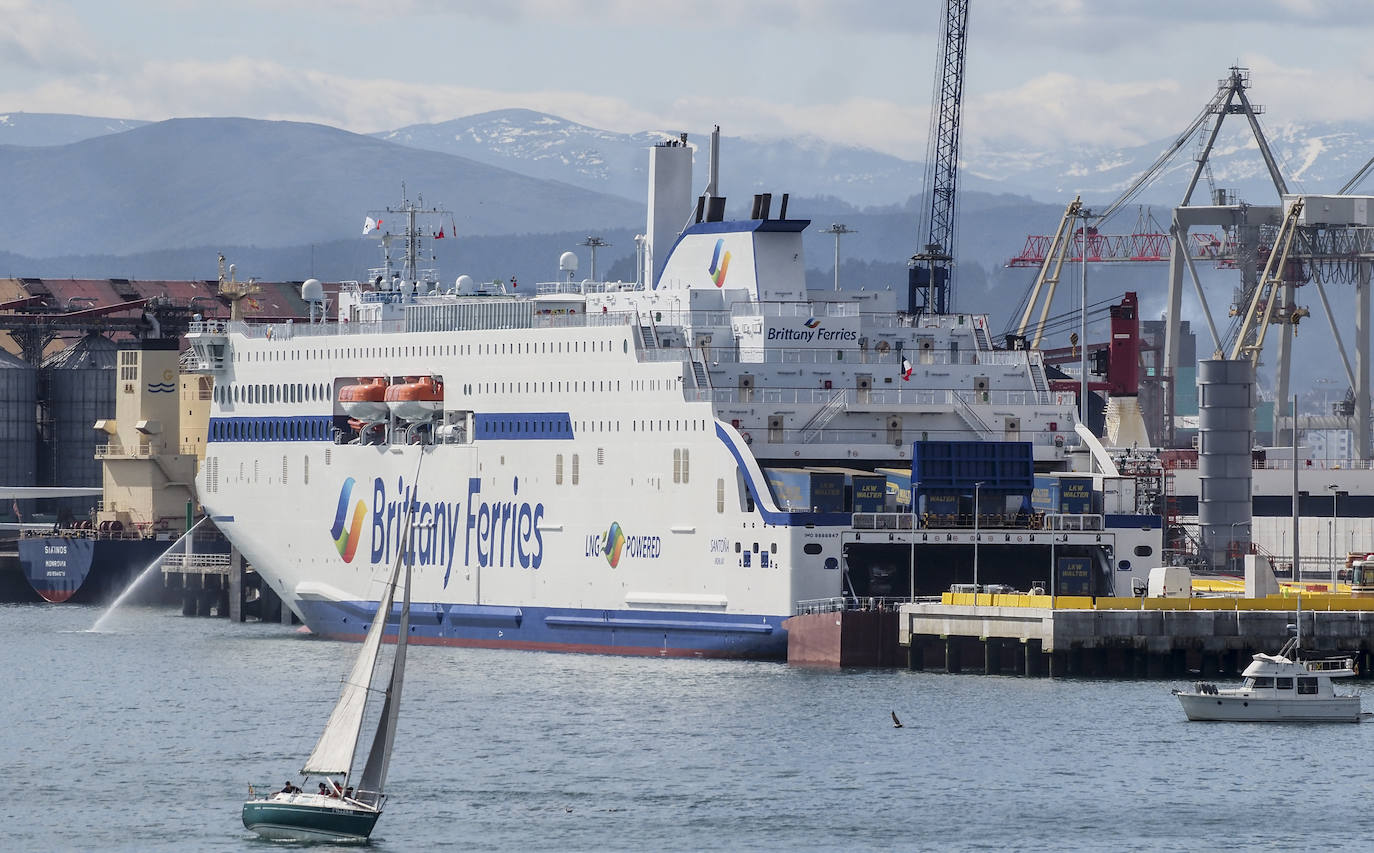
top-left (864, 312), bottom-right (985, 330)
top-left (683, 385), bottom-right (1065, 410)
top-left (853, 512), bottom-right (1057, 531)
top-left (735, 301), bottom-right (861, 319)
top-left (1043, 513), bottom-right (1103, 531)
top-left (1304, 657), bottom-right (1357, 672)
top-left (188, 319), bottom-right (229, 335)
top-left (852, 513), bottom-right (915, 530)
top-left (1165, 457), bottom-right (1374, 471)
top-left (161, 552), bottom-right (232, 574)
top-left (640, 344), bottom-right (1047, 371)
top-left (704, 425), bottom-right (1074, 447)
top-left (94, 443), bottom-right (159, 460)
top-left (794, 596), bottom-right (928, 615)
top-left (534, 280), bottom-right (645, 295)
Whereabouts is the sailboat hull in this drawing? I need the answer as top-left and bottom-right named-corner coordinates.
top-left (242, 796), bottom-right (381, 842)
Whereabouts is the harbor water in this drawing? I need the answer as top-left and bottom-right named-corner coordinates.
top-left (8, 603), bottom-right (1374, 852)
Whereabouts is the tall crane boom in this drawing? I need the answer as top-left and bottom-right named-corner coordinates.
top-left (910, 0), bottom-right (969, 317)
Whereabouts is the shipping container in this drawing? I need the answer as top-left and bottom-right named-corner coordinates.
top-left (1030, 475), bottom-right (1059, 513)
top-left (1057, 557), bottom-right (1093, 596)
top-left (876, 467), bottom-right (913, 511)
top-left (911, 440), bottom-right (1034, 493)
top-left (764, 468), bottom-right (846, 513)
top-left (1058, 476), bottom-right (1095, 515)
top-left (1030, 474), bottom-right (1098, 515)
top-left (814, 467), bottom-right (889, 513)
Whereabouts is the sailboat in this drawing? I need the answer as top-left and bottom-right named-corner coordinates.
top-left (242, 485), bottom-right (417, 842)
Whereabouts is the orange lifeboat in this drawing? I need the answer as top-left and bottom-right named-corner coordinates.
top-left (385, 376), bottom-right (443, 421)
top-left (338, 377), bottom-right (390, 421)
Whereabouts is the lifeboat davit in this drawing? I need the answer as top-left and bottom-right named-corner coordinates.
top-left (338, 377), bottom-right (390, 421)
top-left (386, 376), bottom-right (443, 421)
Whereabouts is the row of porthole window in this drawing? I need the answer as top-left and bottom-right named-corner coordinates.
top-left (215, 383), bottom-right (332, 406)
top-left (479, 418), bottom-right (573, 437)
top-left (236, 338), bottom-right (626, 364)
top-left (210, 418), bottom-right (331, 442)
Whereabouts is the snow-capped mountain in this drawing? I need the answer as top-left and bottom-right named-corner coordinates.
top-left (373, 109), bottom-right (930, 209)
top-left (8, 108), bottom-right (1374, 216)
top-left (0, 112), bottom-right (148, 147)
top-left (965, 118), bottom-right (1374, 215)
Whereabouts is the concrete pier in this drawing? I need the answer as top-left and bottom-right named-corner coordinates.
top-left (900, 594), bottom-right (1374, 678)
top-left (162, 550), bottom-right (292, 623)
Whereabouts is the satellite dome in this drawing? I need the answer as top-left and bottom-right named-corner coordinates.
top-left (301, 278), bottom-right (324, 302)
top-left (559, 252), bottom-right (579, 273)
top-left (455, 275), bottom-right (474, 294)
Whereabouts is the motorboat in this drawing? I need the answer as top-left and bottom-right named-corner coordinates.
top-left (1173, 637), bottom-right (1362, 723)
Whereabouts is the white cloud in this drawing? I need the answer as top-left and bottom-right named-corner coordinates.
top-left (963, 72), bottom-right (1186, 151)
top-left (0, 0), bottom-right (103, 73)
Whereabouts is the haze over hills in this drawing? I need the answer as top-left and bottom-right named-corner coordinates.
top-left (0, 117), bottom-right (643, 258)
top-left (0, 108), bottom-right (1365, 398)
top-left (374, 109), bottom-right (931, 209)
top-left (0, 111), bottom-right (148, 147)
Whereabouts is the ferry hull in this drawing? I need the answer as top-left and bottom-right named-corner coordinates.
top-left (1177, 693), bottom-right (1362, 723)
top-left (295, 598), bottom-right (787, 659)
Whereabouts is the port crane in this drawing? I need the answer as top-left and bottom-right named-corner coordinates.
top-left (909, 0), bottom-right (969, 317)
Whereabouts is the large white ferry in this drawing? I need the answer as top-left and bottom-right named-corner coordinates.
top-left (187, 129), bottom-right (1155, 658)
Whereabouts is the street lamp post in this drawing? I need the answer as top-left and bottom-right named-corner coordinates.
top-left (909, 482), bottom-right (919, 604)
top-left (821, 224), bottom-right (856, 292)
top-left (1328, 484), bottom-right (1341, 589)
top-left (973, 481), bottom-right (984, 593)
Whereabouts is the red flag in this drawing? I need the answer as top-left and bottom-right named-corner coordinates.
top-left (434, 227), bottom-right (445, 239)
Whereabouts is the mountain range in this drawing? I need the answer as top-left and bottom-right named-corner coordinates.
top-left (0, 107), bottom-right (1367, 403)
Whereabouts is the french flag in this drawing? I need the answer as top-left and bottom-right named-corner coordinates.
top-left (900, 357), bottom-right (912, 381)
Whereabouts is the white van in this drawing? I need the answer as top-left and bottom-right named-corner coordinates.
top-left (1145, 566), bottom-right (1192, 598)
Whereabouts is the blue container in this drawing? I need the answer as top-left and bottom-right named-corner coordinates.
top-left (876, 467), bottom-right (913, 510)
top-left (911, 440), bottom-right (1034, 494)
top-left (764, 468), bottom-right (847, 513)
top-left (815, 468), bottom-right (890, 513)
top-left (1031, 475), bottom-right (1060, 513)
top-left (1058, 477), bottom-right (1095, 514)
top-left (1057, 556), bottom-right (1093, 596)
top-left (924, 494), bottom-right (960, 519)
top-left (851, 474), bottom-right (888, 513)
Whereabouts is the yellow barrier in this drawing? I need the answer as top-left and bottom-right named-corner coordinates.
top-left (934, 591), bottom-right (1374, 612)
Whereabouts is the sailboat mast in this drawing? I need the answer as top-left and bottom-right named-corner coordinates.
top-left (357, 528), bottom-right (413, 798)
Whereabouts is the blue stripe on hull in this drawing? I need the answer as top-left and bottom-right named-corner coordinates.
top-left (293, 599), bottom-right (788, 660)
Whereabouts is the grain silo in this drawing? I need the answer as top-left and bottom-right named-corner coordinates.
top-left (40, 334), bottom-right (117, 520)
top-left (0, 348), bottom-right (38, 499)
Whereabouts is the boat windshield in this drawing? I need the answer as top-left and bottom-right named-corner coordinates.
top-left (1244, 676), bottom-right (1275, 689)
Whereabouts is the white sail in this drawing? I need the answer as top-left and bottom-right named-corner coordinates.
top-left (357, 550), bottom-right (411, 799)
top-left (300, 544), bottom-right (403, 775)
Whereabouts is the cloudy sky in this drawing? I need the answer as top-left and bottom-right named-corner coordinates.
top-left (1, 0), bottom-right (1369, 157)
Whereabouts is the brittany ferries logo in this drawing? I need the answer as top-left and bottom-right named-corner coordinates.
top-left (586, 521), bottom-right (661, 567)
top-left (329, 475), bottom-right (548, 579)
top-left (330, 477), bottom-right (367, 562)
top-left (708, 239), bottom-right (731, 287)
top-left (767, 317), bottom-right (859, 343)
